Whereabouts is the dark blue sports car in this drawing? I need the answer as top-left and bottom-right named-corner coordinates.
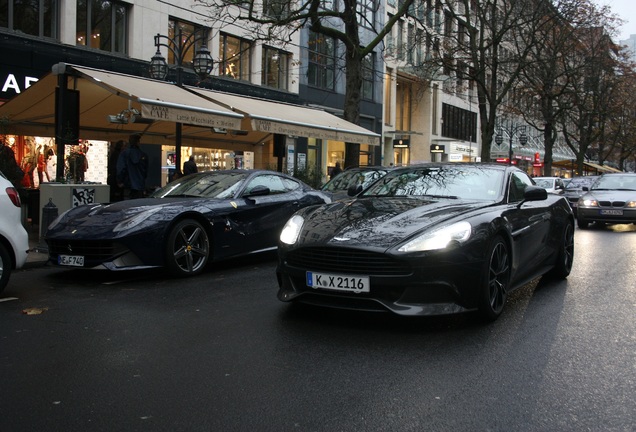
top-left (276, 163), bottom-right (575, 321)
top-left (45, 169), bottom-right (331, 276)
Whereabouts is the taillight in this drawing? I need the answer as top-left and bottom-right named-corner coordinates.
top-left (5, 187), bottom-right (21, 208)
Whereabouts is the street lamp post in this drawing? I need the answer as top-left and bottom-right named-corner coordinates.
top-left (148, 28), bottom-right (214, 172)
top-left (495, 121), bottom-right (528, 166)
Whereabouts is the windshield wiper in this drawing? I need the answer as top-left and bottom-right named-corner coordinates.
top-left (421, 194), bottom-right (459, 199)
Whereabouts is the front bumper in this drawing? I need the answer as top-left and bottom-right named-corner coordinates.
top-left (577, 206), bottom-right (636, 225)
top-left (276, 246), bottom-right (483, 316)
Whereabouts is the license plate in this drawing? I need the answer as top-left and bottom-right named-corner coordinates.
top-left (600, 209), bottom-right (623, 215)
top-left (306, 271), bottom-right (370, 293)
top-left (58, 255), bottom-right (85, 267)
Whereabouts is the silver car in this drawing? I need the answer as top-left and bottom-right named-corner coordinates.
top-left (576, 173), bottom-right (636, 229)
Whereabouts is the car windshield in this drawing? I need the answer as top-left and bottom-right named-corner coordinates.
top-left (534, 178), bottom-right (555, 189)
top-left (322, 169), bottom-right (387, 192)
top-left (591, 175), bottom-right (636, 191)
top-left (565, 177), bottom-right (597, 189)
top-left (362, 166), bottom-right (504, 200)
top-left (151, 171), bottom-right (249, 199)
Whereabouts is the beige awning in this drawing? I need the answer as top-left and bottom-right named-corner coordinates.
top-left (189, 87), bottom-right (381, 145)
top-left (0, 63), bottom-right (244, 146)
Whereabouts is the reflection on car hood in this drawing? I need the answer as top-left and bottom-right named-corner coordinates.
top-left (300, 197), bottom-right (485, 249)
top-left (47, 197), bottom-right (222, 238)
top-left (584, 190), bottom-right (636, 200)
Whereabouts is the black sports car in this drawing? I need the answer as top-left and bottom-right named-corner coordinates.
top-left (576, 172), bottom-right (636, 228)
top-left (45, 169), bottom-right (331, 276)
top-left (276, 163), bottom-right (575, 321)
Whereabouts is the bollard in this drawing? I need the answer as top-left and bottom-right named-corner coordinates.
top-left (38, 198), bottom-right (58, 252)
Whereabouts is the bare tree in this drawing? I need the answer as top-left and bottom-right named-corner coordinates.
top-left (195, 0), bottom-right (417, 169)
top-left (439, 0), bottom-right (553, 162)
top-left (513, 0), bottom-right (618, 175)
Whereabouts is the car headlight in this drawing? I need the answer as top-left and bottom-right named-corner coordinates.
top-left (280, 215), bottom-right (305, 245)
top-left (114, 207), bottom-right (163, 232)
top-left (627, 201), bottom-right (636, 208)
top-left (578, 198), bottom-right (598, 207)
top-left (398, 221), bottom-right (472, 253)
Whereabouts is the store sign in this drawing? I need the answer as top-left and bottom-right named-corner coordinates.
top-left (252, 119), bottom-right (380, 145)
top-left (1, 72), bottom-right (39, 99)
top-left (430, 144), bottom-right (445, 153)
top-left (141, 104), bottom-right (242, 129)
top-left (393, 139), bottom-right (410, 148)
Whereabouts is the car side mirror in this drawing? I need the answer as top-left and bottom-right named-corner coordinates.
top-left (520, 185), bottom-right (548, 206)
top-left (245, 185), bottom-right (270, 197)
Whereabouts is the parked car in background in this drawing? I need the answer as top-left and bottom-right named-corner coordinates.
top-left (533, 176), bottom-right (567, 194)
top-left (0, 170), bottom-right (29, 293)
top-left (321, 166), bottom-right (392, 200)
top-left (277, 163), bottom-right (575, 322)
top-left (576, 173), bottom-right (636, 229)
top-left (45, 170), bottom-right (331, 277)
top-left (562, 176), bottom-right (599, 215)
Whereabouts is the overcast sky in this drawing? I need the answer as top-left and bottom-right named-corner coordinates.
top-left (596, 0), bottom-right (635, 41)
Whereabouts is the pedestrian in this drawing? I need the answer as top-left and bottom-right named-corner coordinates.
top-left (183, 155), bottom-right (198, 176)
top-left (108, 140), bottom-right (126, 201)
top-left (0, 138), bottom-right (24, 188)
top-left (330, 161), bottom-right (342, 179)
top-left (116, 133), bottom-right (148, 199)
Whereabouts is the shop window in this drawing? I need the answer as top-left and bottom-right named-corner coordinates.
top-left (76, 0), bottom-right (127, 54)
top-left (219, 33), bottom-right (252, 81)
top-left (308, 31), bottom-right (335, 90)
top-left (1, 0), bottom-right (58, 38)
top-left (262, 46), bottom-right (289, 90)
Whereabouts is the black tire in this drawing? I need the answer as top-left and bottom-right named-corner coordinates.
top-left (547, 222), bottom-right (574, 279)
top-left (0, 242), bottom-right (11, 293)
top-left (478, 235), bottom-right (511, 322)
top-left (577, 218), bottom-right (589, 229)
top-left (164, 219), bottom-right (210, 277)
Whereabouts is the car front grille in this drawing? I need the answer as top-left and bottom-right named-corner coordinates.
top-left (47, 239), bottom-right (127, 261)
top-left (285, 247), bottom-right (411, 276)
top-left (599, 201), bottom-right (626, 208)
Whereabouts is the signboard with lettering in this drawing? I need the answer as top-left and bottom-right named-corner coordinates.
top-left (430, 144), bottom-right (445, 153)
top-left (141, 104), bottom-right (242, 130)
top-left (252, 119), bottom-right (380, 145)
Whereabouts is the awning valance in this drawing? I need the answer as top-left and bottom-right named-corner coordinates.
top-left (189, 87), bottom-right (381, 145)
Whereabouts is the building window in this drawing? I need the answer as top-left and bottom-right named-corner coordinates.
top-left (1, 0), bottom-right (58, 38)
top-left (76, 0), bottom-right (126, 53)
top-left (362, 53), bottom-right (374, 100)
top-left (308, 31), bottom-right (336, 90)
top-left (442, 103), bottom-right (477, 142)
top-left (357, 0), bottom-right (375, 30)
top-left (219, 33), bottom-right (251, 81)
top-left (320, 0), bottom-right (337, 11)
top-left (396, 80), bottom-right (411, 132)
top-left (262, 46), bottom-right (289, 90)
top-left (263, 0), bottom-right (290, 19)
top-left (167, 18), bottom-right (208, 67)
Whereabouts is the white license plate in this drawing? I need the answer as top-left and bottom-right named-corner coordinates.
top-left (600, 209), bottom-right (623, 215)
top-left (58, 255), bottom-right (85, 267)
top-left (306, 271), bottom-right (370, 293)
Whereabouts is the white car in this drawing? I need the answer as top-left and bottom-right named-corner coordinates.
top-left (0, 170), bottom-right (29, 293)
top-left (533, 176), bottom-right (567, 194)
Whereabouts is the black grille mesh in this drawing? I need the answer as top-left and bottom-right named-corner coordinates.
top-left (48, 239), bottom-right (127, 261)
top-left (286, 247), bottom-right (411, 276)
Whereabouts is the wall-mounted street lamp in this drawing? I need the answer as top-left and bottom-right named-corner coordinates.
top-left (495, 121), bottom-right (528, 165)
top-left (149, 28), bottom-right (214, 171)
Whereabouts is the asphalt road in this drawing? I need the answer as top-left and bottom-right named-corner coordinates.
top-left (1, 225), bottom-right (635, 432)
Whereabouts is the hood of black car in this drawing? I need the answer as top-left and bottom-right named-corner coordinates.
top-left (297, 197), bottom-right (486, 250)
